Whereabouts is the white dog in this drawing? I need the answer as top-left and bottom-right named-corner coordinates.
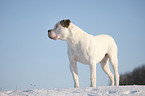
top-left (48, 19), bottom-right (119, 88)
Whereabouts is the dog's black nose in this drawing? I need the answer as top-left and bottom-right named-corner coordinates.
top-left (48, 30), bottom-right (51, 33)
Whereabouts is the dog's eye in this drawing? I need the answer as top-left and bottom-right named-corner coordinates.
top-left (55, 25), bottom-right (58, 29)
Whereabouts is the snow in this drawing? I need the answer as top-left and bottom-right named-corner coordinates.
top-left (0, 86), bottom-right (145, 96)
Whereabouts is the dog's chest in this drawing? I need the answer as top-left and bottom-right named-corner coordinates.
top-left (68, 42), bottom-right (91, 64)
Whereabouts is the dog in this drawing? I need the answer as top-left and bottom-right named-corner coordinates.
top-left (48, 19), bottom-right (119, 88)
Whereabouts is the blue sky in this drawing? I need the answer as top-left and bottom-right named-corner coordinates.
top-left (0, 0), bottom-right (145, 90)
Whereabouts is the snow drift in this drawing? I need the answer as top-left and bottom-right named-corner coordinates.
top-left (0, 86), bottom-right (145, 96)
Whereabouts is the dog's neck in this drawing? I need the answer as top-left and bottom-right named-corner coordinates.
top-left (67, 23), bottom-right (92, 45)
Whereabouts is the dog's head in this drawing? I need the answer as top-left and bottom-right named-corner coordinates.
top-left (48, 19), bottom-right (71, 40)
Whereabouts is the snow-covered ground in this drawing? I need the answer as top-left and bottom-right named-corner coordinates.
top-left (0, 86), bottom-right (145, 96)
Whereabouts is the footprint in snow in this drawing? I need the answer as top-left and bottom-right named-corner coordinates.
top-left (123, 90), bottom-right (139, 94)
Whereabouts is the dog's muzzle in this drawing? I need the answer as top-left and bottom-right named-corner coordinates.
top-left (48, 30), bottom-right (51, 33)
top-left (48, 30), bottom-right (54, 39)
top-left (48, 30), bottom-right (59, 40)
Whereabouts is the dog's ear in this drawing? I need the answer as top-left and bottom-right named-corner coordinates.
top-left (60, 19), bottom-right (71, 28)
top-left (65, 19), bottom-right (71, 28)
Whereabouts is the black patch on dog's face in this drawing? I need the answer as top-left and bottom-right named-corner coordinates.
top-left (60, 19), bottom-right (71, 28)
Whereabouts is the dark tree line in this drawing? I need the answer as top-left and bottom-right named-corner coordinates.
top-left (119, 64), bottom-right (145, 85)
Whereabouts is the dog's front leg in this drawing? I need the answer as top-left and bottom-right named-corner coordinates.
top-left (89, 61), bottom-right (96, 87)
top-left (70, 60), bottom-right (79, 88)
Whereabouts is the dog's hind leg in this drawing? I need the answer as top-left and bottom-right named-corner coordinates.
top-left (100, 54), bottom-right (114, 86)
top-left (108, 52), bottom-right (120, 86)
top-left (107, 43), bottom-right (120, 85)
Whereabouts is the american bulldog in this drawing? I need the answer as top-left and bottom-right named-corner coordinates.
top-left (48, 19), bottom-right (119, 88)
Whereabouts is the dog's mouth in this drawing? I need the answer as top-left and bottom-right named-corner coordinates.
top-left (49, 36), bottom-right (54, 40)
top-left (49, 36), bottom-right (58, 40)
top-left (48, 32), bottom-right (59, 40)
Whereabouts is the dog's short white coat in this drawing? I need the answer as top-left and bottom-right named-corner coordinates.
top-left (48, 20), bottom-right (119, 88)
